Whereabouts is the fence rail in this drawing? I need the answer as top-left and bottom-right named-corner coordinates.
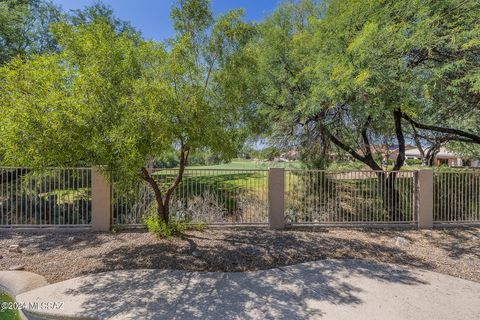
top-left (285, 170), bottom-right (416, 224)
top-left (434, 171), bottom-right (480, 223)
top-left (1, 166), bottom-right (479, 229)
top-left (0, 167), bottom-right (91, 227)
top-left (112, 169), bottom-right (269, 225)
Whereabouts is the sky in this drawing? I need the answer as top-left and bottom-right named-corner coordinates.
top-left (52, 0), bottom-right (280, 41)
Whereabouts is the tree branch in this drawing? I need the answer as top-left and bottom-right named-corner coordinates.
top-left (360, 116), bottom-right (377, 165)
top-left (165, 144), bottom-right (189, 202)
top-left (402, 113), bottom-right (480, 144)
top-left (411, 124), bottom-right (425, 161)
top-left (323, 127), bottom-right (382, 171)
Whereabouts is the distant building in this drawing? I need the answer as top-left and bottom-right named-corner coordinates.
top-left (278, 149), bottom-right (298, 162)
top-left (355, 144), bottom-right (417, 162)
top-left (401, 147), bottom-right (480, 167)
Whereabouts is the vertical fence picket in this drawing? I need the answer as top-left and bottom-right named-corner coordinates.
top-left (2, 167), bottom-right (479, 228)
top-left (0, 167), bottom-right (91, 227)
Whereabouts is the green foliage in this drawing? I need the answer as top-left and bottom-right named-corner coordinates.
top-left (230, 0), bottom-right (480, 170)
top-left (0, 19), bottom-right (145, 175)
top-left (251, 147), bottom-right (281, 161)
top-left (0, 0), bottom-right (258, 222)
top-left (0, 0), bottom-right (252, 185)
top-left (449, 140), bottom-right (480, 159)
top-left (186, 159), bottom-right (302, 169)
top-left (0, 0), bottom-right (62, 65)
top-left (190, 222), bottom-right (205, 231)
top-left (327, 161), bottom-right (365, 172)
top-left (406, 159), bottom-right (423, 166)
top-left (142, 211), bottom-right (187, 238)
top-left (68, 2), bottom-right (138, 36)
top-left (229, 0), bottom-right (321, 149)
top-left (310, 0), bottom-right (479, 120)
top-left (2, 0), bottom-right (478, 190)
top-left (153, 150), bottom-right (223, 168)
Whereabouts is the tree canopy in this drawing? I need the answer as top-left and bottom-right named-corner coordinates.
top-left (0, 0), bottom-right (62, 65)
top-left (233, 0), bottom-right (480, 170)
top-left (0, 0), bottom-right (252, 222)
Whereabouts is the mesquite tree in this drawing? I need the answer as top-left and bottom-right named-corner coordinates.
top-left (0, 0), bottom-right (251, 223)
top-left (136, 0), bottom-right (252, 222)
top-left (231, 0), bottom-right (480, 220)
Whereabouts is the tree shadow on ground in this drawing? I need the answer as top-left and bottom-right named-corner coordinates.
top-left (2, 227), bottom-right (478, 286)
top-left (0, 230), bottom-right (112, 252)
top-left (337, 226), bottom-right (480, 260)
top-left (60, 259), bottom-right (426, 320)
top-left (423, 227), bottom-right (480, 259)
top-left (89, 228), bottom-right (435, 274)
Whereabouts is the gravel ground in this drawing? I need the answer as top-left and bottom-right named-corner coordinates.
top-left (1, 227), bottom-right (479, 283)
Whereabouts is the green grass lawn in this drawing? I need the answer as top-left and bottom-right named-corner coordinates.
top-left (0, 292), bottom-right (21, 320)
top-left (187, 159), bottom-right (425, 171)
top-left (187, 159), bottom-right (303, 170)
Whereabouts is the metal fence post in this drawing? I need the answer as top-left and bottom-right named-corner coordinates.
top-left (91, 166), bottom-right (112, 231)
top-left (415, 170), bottom-right (433, 229)
top-left (268, 168), bottom-right (285, 230)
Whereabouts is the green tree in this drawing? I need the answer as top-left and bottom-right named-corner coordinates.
top-left (228, 0), bottom-right (327, 168)
top-left (308, 0), bottom-right (480, 170)
top-left (0, 0), bottom-right (62, 65)
top-left (0, 0), bottom-right (251, 223)
top-left (135, 0), bottom-right (252, 221)
top-left (232, 0), bottom-right (480, 219)
top-left (236, 0), bottom-right (480, 171)
top-left (68, 1), bottom-right (138, 36)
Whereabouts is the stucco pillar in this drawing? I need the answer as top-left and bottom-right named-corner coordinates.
top-left (91, 166), bottom-right (112, 231)
top-left (268, 168), bottom-right (285, 230)
top-left (415, 170), bottom-right (433, 229)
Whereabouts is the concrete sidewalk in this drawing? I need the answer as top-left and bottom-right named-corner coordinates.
top-left (13, 259), bottom-right (480, 320)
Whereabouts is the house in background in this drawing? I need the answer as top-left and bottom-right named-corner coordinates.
top-left (402, 147), bottom-right (480, 167)
top-left (278, 149), bottom-right (298, 162)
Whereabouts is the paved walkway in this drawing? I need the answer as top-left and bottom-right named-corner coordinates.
top-left (12, 260), bottom-right (480, 320)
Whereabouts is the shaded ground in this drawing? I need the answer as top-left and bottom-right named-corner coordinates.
top-left (0, 227), bottom-right (479, 283)
top-left (15, 260), bottom-right (480, 320)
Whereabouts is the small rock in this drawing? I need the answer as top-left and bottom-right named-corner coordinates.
top-left (422, 230), bottom-right (433, 237)
top-left (0, 255), bottom-right (2, 259)
top-left (192, 250), bottom-right (201, 257)
top-left (8, 245), bottom-right (22, 253)
top-left (9, 265), bottom-right (25, 271)
top-left (395, 236), bottom-right (410, 247)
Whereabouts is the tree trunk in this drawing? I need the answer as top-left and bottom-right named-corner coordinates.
top-left (141, 167), bottom-right (168, 221)
top-left (425, 142), bottom-right (441, 167)
top-left (163, 145), bottom-right (189, 223)
top-left (140, 145), bottom-right (189, 224)
top-left (375, 171), bottom-right (401, 221)
top-left (379, 172), bottom-right (402, 221)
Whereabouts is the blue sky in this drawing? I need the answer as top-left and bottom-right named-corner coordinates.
top-left (53, 0), bottom-right (280, 41)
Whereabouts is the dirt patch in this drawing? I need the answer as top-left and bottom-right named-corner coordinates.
top-left (0, 227), bottom-right (479, 283)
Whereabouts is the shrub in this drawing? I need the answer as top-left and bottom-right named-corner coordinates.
top-left (142, 212), bottom-right (187, 238)
top-left (406, 159), bottom-right (422, 166)
top-left (142, 210), bottom-right (205, 238)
